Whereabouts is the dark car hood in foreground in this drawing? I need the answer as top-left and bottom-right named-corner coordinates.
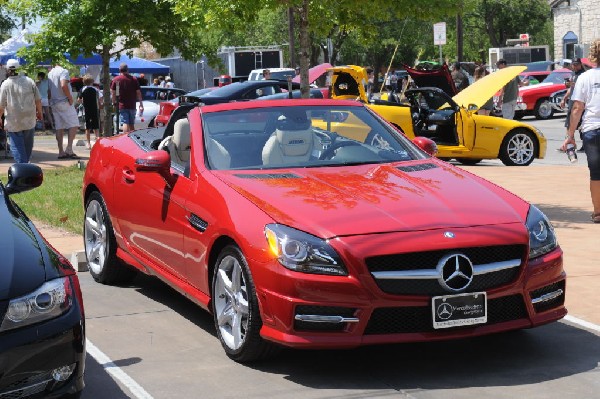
top-left (217, 161), bottom-right (529, 238)
top-left (0, 194), bottom-right (47, 300)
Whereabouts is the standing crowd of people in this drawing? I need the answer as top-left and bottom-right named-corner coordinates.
top-left (0, 60), bottom-right (173, 161)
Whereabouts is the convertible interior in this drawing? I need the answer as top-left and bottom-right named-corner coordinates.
top-left (130, 104), bottom-right (415, 172)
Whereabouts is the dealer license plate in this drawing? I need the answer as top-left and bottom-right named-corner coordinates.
top-left (432, 292), bottom-right (487, 329)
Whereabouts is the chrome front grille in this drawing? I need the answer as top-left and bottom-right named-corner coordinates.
top-left (366, 245), bottom-right (526, 296)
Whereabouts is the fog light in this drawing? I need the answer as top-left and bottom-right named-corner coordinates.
top-left (52, 364), bottom-right (76, 381)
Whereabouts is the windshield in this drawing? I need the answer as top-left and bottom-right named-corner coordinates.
top-left (544, 70), bottom-right (571, 84)
top-left (202, 105), bottom-right (426, 170)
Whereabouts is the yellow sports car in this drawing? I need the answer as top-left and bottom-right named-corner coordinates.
top-left (328, 65), bottom-right (546, 166)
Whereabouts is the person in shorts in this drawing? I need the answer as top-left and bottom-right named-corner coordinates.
top-left (562, 38), bottom-right (600, 223)
top-left (79, 74), bottom-right (102, 149)
top-left (110, 63), bottom-right (143, 133)
top-left (48, 62), bottom-right (80, 159)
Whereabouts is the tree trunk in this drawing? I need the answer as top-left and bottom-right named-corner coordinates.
top-left (101, 45), bottom-right (113, 137)
top-left (298, 1), bottom-right (310, 98)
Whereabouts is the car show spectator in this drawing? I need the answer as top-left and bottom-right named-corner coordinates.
top-left (0, 59), bottom-right (42, 163)
top-left (451, 61), bottom-right (470, 92)
top-left (36, 71), bottom-right (54, 130)
top-left (79, 74), bottom-right (102, 149)
top-left (562, 39), bottom-right (600, 223)
top-left (164, 76), bottom-right (174, 88)
top-left (48, 61), bottom-right (80, 159)
top-left (262, 69), bottom-right (271, 80)
top-left (561, 58), bottom-right (588, 151)
top-left (157, 76), bottom-right (165, 87)
top-left (138, 73), bottom-right (148, 86)
top-left (110, 63), bottom-right (143, 133)
top-left (496, 59), bottom-right (521, 120)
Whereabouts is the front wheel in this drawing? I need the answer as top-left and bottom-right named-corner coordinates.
top-left (534, 98), bottom-right (554, 120)
top-left (84, 191), bottom-right (135, 284)
top-left (499, 129), bottom-right (537, 166)
top-left (212, 245), bottom-right (278, 362)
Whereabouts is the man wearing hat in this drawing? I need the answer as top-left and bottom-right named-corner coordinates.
top-left (0, 59), bottom-right (42, 163)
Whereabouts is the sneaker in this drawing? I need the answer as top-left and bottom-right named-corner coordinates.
top-left (577, 147), bottom-right (585, 153)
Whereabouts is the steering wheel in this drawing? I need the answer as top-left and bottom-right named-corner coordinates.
top-left (319, 140), bottom-right (363, 160)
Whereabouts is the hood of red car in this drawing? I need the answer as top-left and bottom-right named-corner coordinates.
top-left (217, 161), bottom-right (527, 238)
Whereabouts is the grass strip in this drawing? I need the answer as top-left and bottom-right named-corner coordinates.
top-left (1, 165), bottom-right (84, 234)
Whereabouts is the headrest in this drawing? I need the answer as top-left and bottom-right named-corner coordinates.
top-left (276, 111), bottom-right (311, 131)
top-left (276, 128), bottom-right (313, 157)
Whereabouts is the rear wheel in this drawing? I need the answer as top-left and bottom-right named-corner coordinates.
top-left (84, 191), bottom-right (135, 284)
top-left (212, 245), bottom-right (278, 362)
top-left (534, 98), bottom-right (554, 120)
top-left (499, 129), bottom-right (537, 166)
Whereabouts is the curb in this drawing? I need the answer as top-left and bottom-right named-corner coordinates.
top-left (70, 250), bottom-right (89, 272)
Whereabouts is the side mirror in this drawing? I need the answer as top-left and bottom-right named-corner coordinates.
top-left (412, 137), bottom-right (438, 157)
top-left (467, 104), bottom-right (479, 113)
top-left (135, 150), bottom-right (173, 185)
top-left (4, 163), bottom-right (43, 195)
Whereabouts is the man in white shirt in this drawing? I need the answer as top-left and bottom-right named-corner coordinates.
top-left (562, 38), bottom-right (600, 223)
top-left (48, 62), bottom-right (80, 159)
top-left (0, 59), bottom-right (42, 163)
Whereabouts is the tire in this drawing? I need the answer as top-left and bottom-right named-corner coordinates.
top-left (534, 98), bottom-right (554, 120)
top-left (456, 158), bottom-right (482, 166)
top-left (84, 191), bottom-right (136, 284)
top-left (514, 111), bottom-right (524, 120)
top-left (499, 129), bottom-right (537, 166)
top-left (212, 245), bottom-right (278, 362)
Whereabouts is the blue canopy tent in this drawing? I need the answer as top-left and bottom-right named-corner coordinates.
top-left (109, 55), bottom-right (170, 75)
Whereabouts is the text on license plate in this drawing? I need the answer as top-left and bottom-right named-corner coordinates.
top-left (432, 292), bottom-right (487, 329)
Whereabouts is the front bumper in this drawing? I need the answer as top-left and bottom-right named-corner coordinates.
top-left (0, 276), bottom-right (86, 398)
top-left (251, 226), bottom-right (566, 349)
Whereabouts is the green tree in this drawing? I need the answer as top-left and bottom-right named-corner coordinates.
top-left (7, 0), bottom-right (197, 136)
top-left (173, 0), bottom-right (461, 97)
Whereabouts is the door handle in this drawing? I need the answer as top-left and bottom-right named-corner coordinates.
top-left (122, 168), bottom-right (136, 183)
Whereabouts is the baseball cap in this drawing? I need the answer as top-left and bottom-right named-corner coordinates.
top-left (572, 57), bottom-right (582, 64)
top-left (6, 59), bottom-right (20, 69)
top-left (165, 76), bottom-right (171, 81)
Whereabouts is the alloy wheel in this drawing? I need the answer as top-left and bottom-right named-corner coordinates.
top-left (214, 255), bottom-right (250, 351)
top-left (84, 199), bottom-right (107, 275)
top-left (506, 133), bottom-right (534, 165)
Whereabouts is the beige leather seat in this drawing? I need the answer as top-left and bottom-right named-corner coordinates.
top-left (262, 128), bottom-right (320, 165)
top-left (169, 118), bottom-right (191, 166)
top-left (207, 138), bottom-right (231, 169)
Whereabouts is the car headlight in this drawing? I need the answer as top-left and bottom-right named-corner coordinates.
top-left (0, 277), bottom-right (73, 332)
top-left (265, 224), bottom-right (347, 276)
top-left (526, 205), bottom-right (558, 259)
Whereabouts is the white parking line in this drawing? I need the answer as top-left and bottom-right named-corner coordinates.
top-left (564, 315), bottom-right (600, 333)
top-left (86, 339), bottom-right (154, 399)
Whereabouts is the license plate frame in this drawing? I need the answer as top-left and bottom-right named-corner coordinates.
top-left (432, 292), bottom-right (487, 329)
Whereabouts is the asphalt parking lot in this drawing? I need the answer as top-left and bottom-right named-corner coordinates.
top-left (4, 114), bottom-right (600, 398)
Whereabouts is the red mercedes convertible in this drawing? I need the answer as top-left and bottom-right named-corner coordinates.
top-left (82, 99), bottom-right (566, 362)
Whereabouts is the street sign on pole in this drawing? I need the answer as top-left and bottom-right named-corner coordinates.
top-left (434, 22), bottom-right (446, 45)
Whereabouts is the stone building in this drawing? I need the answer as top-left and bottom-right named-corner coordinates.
top-left (550, 0), bottom-right (600, 60)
